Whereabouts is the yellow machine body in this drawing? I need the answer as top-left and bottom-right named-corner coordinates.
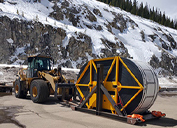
top-left (13, 55), bottom-right (74, 103)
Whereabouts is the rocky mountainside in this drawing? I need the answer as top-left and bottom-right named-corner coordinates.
top-left (0, 0), bottom-right (177, 77)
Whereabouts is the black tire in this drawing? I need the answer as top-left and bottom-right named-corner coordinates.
top-left (30, 79), bottom-right (49, 103)
top-left (14, 78), bottom-right (26, 98)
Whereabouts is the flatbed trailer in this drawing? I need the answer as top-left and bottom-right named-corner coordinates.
top-left (0, 83), bottom-right (12, 93)
top-left (58, 57), bottom-right (165, 124)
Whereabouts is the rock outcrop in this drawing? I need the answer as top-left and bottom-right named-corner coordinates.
top-left (0, 16), bottom-right (66, 65)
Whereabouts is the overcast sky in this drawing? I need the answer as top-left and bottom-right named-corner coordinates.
top-left (137, 0), bottom-right (177, 21)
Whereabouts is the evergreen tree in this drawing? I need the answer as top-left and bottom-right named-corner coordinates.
top-left (125, 0), bottom-right (132, 12)
top-left (17, 9), bottom-right (19, 15)
top-left (109, 1), bottom-right (112, 6)
top-left (138, 2), bottom-right (143, 16)
top-left (143, 3), bottom-right (149, 19)
top-left (112, 0), bottom-right (116, 6)
top-left (170, 20), bottom-right (174, 28)
top-left (159, 11), bottom-right (162, 24)
top-left (151, 8), bottom-right (155, 21)
top-left (122, 0), bottom-right (126, 10)
top-left (126, 0), bottom-right (129, 11)
top-left (131, 0), bottom-right (137, 15)
top-left (22, 11), bottom-right (24, 17)
top-left (141, 8), bottom-right (144, 17)
top-left (165, 17), bottom-right (170, 27)
top-left (175, 22), bottom-right (177, 29)
top-left (155, 8), bottom-right (160, 22)
top-left (149, 8), bottom-right (153, 20)
top-left (120, 0), bottom-right (125, 10)
top-left (161, 12), bottom-right (166, 25)
top-left (128, 0), bottom-right (133, 12)
top-left (115, 0), bottom-right (119, 7)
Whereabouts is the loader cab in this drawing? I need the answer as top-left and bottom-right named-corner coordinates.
top-left (27, 55), bottom-right (53, 78)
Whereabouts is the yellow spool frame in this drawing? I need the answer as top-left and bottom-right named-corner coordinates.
top-left (76, 56), bottom-right (144, 114)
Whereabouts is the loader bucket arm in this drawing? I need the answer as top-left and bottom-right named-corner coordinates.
top-left (38, 71), bottom-right (56, 91)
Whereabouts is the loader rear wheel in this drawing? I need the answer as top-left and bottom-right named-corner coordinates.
top-left (14, 79), bottom-right (26, 98)
top-left (30, 79), bottom-right (49, 103)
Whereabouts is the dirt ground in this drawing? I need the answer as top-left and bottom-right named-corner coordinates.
top-left (0, 93), bottom-right (177, 128)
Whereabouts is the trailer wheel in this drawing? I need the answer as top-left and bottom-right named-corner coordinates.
top-left (30, 79), bottom-right (49, 103)
top-left (14, 78), bottom-right (26, 98)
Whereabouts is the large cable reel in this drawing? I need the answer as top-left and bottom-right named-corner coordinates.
top-left (76, 56), bottom-right (159, 115)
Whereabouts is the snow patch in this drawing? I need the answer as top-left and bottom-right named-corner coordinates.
top-left (159, 77), bottom-right (177, 88)
top-left (6, 38), bottom-right (14, 45)
top-left (0, 71), bottom-right (3, 75)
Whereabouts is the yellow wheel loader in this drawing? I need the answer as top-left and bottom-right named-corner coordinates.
top-left (13, 55), bottom-right (75, 103)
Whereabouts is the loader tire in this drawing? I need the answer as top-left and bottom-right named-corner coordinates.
top-left (30, 79), bottom-right (49, 103)
top-left (14, 78), bottom-right (26, 98)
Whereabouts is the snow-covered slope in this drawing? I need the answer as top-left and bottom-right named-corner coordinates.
top-left (0, 0), bottom-right (54, 24)
top-left (0, 0), bottom-right (177, 77)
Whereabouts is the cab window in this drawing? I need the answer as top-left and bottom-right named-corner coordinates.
top-left (35, 57), bottom-right (51, 71)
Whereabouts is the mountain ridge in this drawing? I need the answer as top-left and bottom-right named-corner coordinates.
top-left (0, 0), bottom-right (177, 77)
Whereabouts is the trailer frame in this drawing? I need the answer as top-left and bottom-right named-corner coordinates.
top-left (70, 64), bottom-right (161, 124)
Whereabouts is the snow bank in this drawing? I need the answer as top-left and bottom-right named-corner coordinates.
top-left (159, 77), bottom-right (177, 88)
top-left (0, 71), bottom-right (3, 75)
top-left (0, 64), bottom-right (27, 68)
top-left (0, 64), bottom-right (80, 72)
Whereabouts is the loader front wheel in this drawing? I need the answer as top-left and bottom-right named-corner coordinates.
top-left (14, 79), bottom-right (26, 98)
top-left (30, 79), bottom-right (49, 103)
